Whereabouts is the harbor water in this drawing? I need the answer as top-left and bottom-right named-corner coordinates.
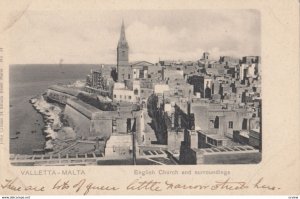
top-left (9, 64), bottom-right (101, 154)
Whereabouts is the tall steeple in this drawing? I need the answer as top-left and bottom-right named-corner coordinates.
top-left (118, 19), bottom-right (128, 48)
top-left (117, 20), bottom-right (130, 82)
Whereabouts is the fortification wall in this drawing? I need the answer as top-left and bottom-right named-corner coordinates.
top-left (47, 89), bottom-right (76, 104)
top-left (90, 119), bottom-right (112, 138)
top-left (66, 99), bottom-right (96, 119)
top-left (64, 103), bottom-right (112, 140)
top-left (64, 104), bottom-right (91, 139)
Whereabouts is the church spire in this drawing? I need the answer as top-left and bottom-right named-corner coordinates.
top-left (117, 19), bottom-right (129, 81)
top-left (118, 19), bottom-right (128, 48)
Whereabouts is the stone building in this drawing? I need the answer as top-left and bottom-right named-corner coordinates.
top-left (179, 129), bottom-right (261, 164)
top-left (219, 56), bottom-right (240, 65)
top-left (85, 69), bottom-right (113, 97)
top-left (112, 81), bottom-right (141, 103)
top-left (242, 56), bottom-right (260, 64)
top-left (131, 61), bottom-right (154, 80)
top-left (63, 97), bottom-right (144, 157)
top-left (187, 75), bottom-right (212, 98)
top-left (162, 67), bottom-right (184, 82)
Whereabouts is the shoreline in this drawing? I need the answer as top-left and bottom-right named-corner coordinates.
top-left (9, 95), bottom-right (46, 154)
top-left (30, 95), bottom-right (63, 153)
top-left (9, 64), bottom-right (100, 155)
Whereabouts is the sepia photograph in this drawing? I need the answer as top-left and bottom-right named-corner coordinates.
top-left (0, 0), bottom-right (299, 196)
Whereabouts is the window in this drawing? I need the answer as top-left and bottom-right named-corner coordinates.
top-left (242, 119), bottom-right (248, 130)
top-left (128, 96), bottom-right (131, 100)
top-left (217, 140), bottom-right (223, 146)
top-left (209, 120), bottom-right (214, 128)
top-left (214, 117), bottom-right (219, 128)
top-left (134, 89), bottom-right (139, 95)
top-left (112, 119), bottom-right (117, 133)
top-left (139, 70), bottom-right (144, 78)
top-left (228, 121), bottom-right (233, 129)
top-left (114, 94), bottom-right (116, 98)
top-left (120, 95), bottom-right (122, 99)
top-left (127, 118), bottom-right (131, 133)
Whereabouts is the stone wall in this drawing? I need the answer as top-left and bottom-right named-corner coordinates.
top-left (64, 104), bottom-right (91, 139)
top-left (168, 131), bottom-right (185, 151)
top-left (64, 103), bottom-right (112, 140)
top-left (105, 134), bottom-right (133, 157)
top-left (200, 151), bottom-right (261, 164)
top-left (47, 89), bottom-right (76, 104)
top-left (179, 144), bottom-right (197, 164)
top-left (180, 146), bottom-right (261, 164)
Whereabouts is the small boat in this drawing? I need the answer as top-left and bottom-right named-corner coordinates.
top-left (10, 136), bottom-right (19, 139)
top-left (16, 131), bottom-right (21, 135)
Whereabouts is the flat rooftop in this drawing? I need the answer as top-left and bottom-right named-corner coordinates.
top-left (194, 145), bottom-right (258, 154)
top-left (196, 130), bottom-right (229, 140)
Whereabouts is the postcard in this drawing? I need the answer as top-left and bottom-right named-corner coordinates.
top-left (0, 0), bottom-right (299, 195)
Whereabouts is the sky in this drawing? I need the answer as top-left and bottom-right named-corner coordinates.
top-left (8, 9), bottom-right (260, 64)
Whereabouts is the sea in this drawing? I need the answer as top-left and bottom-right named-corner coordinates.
top-left (9, 64), bottom-right (105, 154)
